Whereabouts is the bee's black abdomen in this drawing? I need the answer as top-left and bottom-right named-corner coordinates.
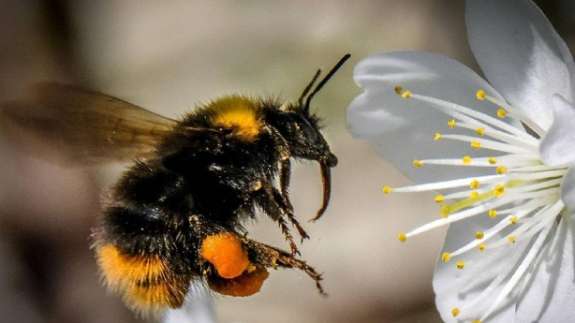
top-left (103, 204), bottom-right (173, 256)
top-left (95, 160), bottom-right (201, 313)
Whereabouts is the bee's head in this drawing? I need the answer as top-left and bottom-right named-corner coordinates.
top-left (269, 54), bottom-right (350, 221)
top-left (278, 54), bottom-right (350, 165)
top-left (278, 107), bottom-right (337, 166)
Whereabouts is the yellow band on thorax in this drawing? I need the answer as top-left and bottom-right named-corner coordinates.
top-left (210, 96), bottom-right (262, 141)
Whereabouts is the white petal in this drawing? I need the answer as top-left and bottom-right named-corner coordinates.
top-left (560, 168), bottom-right (575, 212)
top-left (540, 95), bottom-right (575, 166)
top-left (433, 217), bottom-right (533, 322)
top-left (466, 0), bottom-right (575, 131)
top-left (515, 216), bottom-right (575, 322)
top-left (163, 286), bottom-right (216, 323)
top-left (347, 51), bottom-right (503, 182)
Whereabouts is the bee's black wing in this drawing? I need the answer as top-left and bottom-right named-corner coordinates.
top-left (0, 83), bottom-right (180, 165)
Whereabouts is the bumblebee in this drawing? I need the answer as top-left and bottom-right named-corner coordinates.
top-left (1, 54), bottom-right (350, 314)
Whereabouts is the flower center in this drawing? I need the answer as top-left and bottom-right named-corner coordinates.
top-left (385, 86), bottom-right (569, 322)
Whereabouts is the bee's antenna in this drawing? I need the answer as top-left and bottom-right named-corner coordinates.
top-left (298, 69), bottom-right (322, 107)
top-left (303, 53), bottom-right (351, 114)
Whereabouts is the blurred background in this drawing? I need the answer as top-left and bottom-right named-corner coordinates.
top-left (0, 1), bottom-right (574, 322)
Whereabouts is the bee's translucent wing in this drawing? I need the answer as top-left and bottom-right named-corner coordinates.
top-left (1, 83), bottom-right (179, 165)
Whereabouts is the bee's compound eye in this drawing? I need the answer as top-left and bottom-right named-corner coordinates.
top-left (200, 233), bottom-right (250, 279)
top-left (208, 265), bottom-right (269, 297)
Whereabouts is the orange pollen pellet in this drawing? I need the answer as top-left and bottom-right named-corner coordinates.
top-left (201, 233), bottom-right (250, 279)
top-left (208, 266), bottom-right (270, 297)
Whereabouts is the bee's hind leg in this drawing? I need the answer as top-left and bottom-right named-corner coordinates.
top-left (241, 237), bottom-right (326, 296)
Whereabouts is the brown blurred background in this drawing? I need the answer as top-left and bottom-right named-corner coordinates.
top-left (0, 1), bottom-right (574, 323)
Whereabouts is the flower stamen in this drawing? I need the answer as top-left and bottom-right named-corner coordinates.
top-left (388, 86), bottom-right (569, 321)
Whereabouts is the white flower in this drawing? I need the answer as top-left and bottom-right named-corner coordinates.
top-left (347, 0), bottom-right (575, 322)
top-left (163, 286), bottom-right (216, 323)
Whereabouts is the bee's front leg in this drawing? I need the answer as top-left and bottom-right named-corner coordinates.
top-left (267, 125), bottom-right (295, 212)
top-left (279, 158), bottom-right (294, 210)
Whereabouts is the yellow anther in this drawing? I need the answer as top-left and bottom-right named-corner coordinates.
top-left (398, 232), bottom-right (407, 242)
top-left (496, 166), bottom-right (508, 174)
top-left (394, 85), bottom-right (412, 99)
top-left (470, 179), bottom-right (480, 189)
top-left (478, 243), bottom-right (486, 252)
top-left (434, 194), bottom-right (445, 204)
top-left (472, 320), bottom-right (482, 323)
top-left (494, 184), bottom-right (505, 197)
top-left (448, 119), bottom-right (457, 128)
top-left (451, 307), bottom-right (461, 317)
top-left (433, 132), bottom-right (443, 141)
top-left (507, 235), bottom-right (517, 244)
top-left (412, 160), bottom-right (423, 168)
top-left (440, 205), bottom-right (451, 218)
top-left (382, 186), bottom-right (393, 194)
top-left (470, 140), bottom-right (482, 150)
top-left (497, 108), bottom-right (508, 118)
top-left (510, 215), bottom-right (519, 224)
top-left (469, 191), bottom-right (480, 199)
top-left (475, 89), bottom-right (486, 101)
top-left (488, 209), bottom-right (498, 218)
top-left (456, 260), bottom-right (465, 270)
top-left (462, 155), bottom-right (472, 165)
top-left (488, 157), bottom-right (498, 165)
top-left (441, 252), bottom-right (452, 263)
top-left (475, 231), bottom-right (485, 240)
top-left (475, 127), bottom-right (486, 136)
